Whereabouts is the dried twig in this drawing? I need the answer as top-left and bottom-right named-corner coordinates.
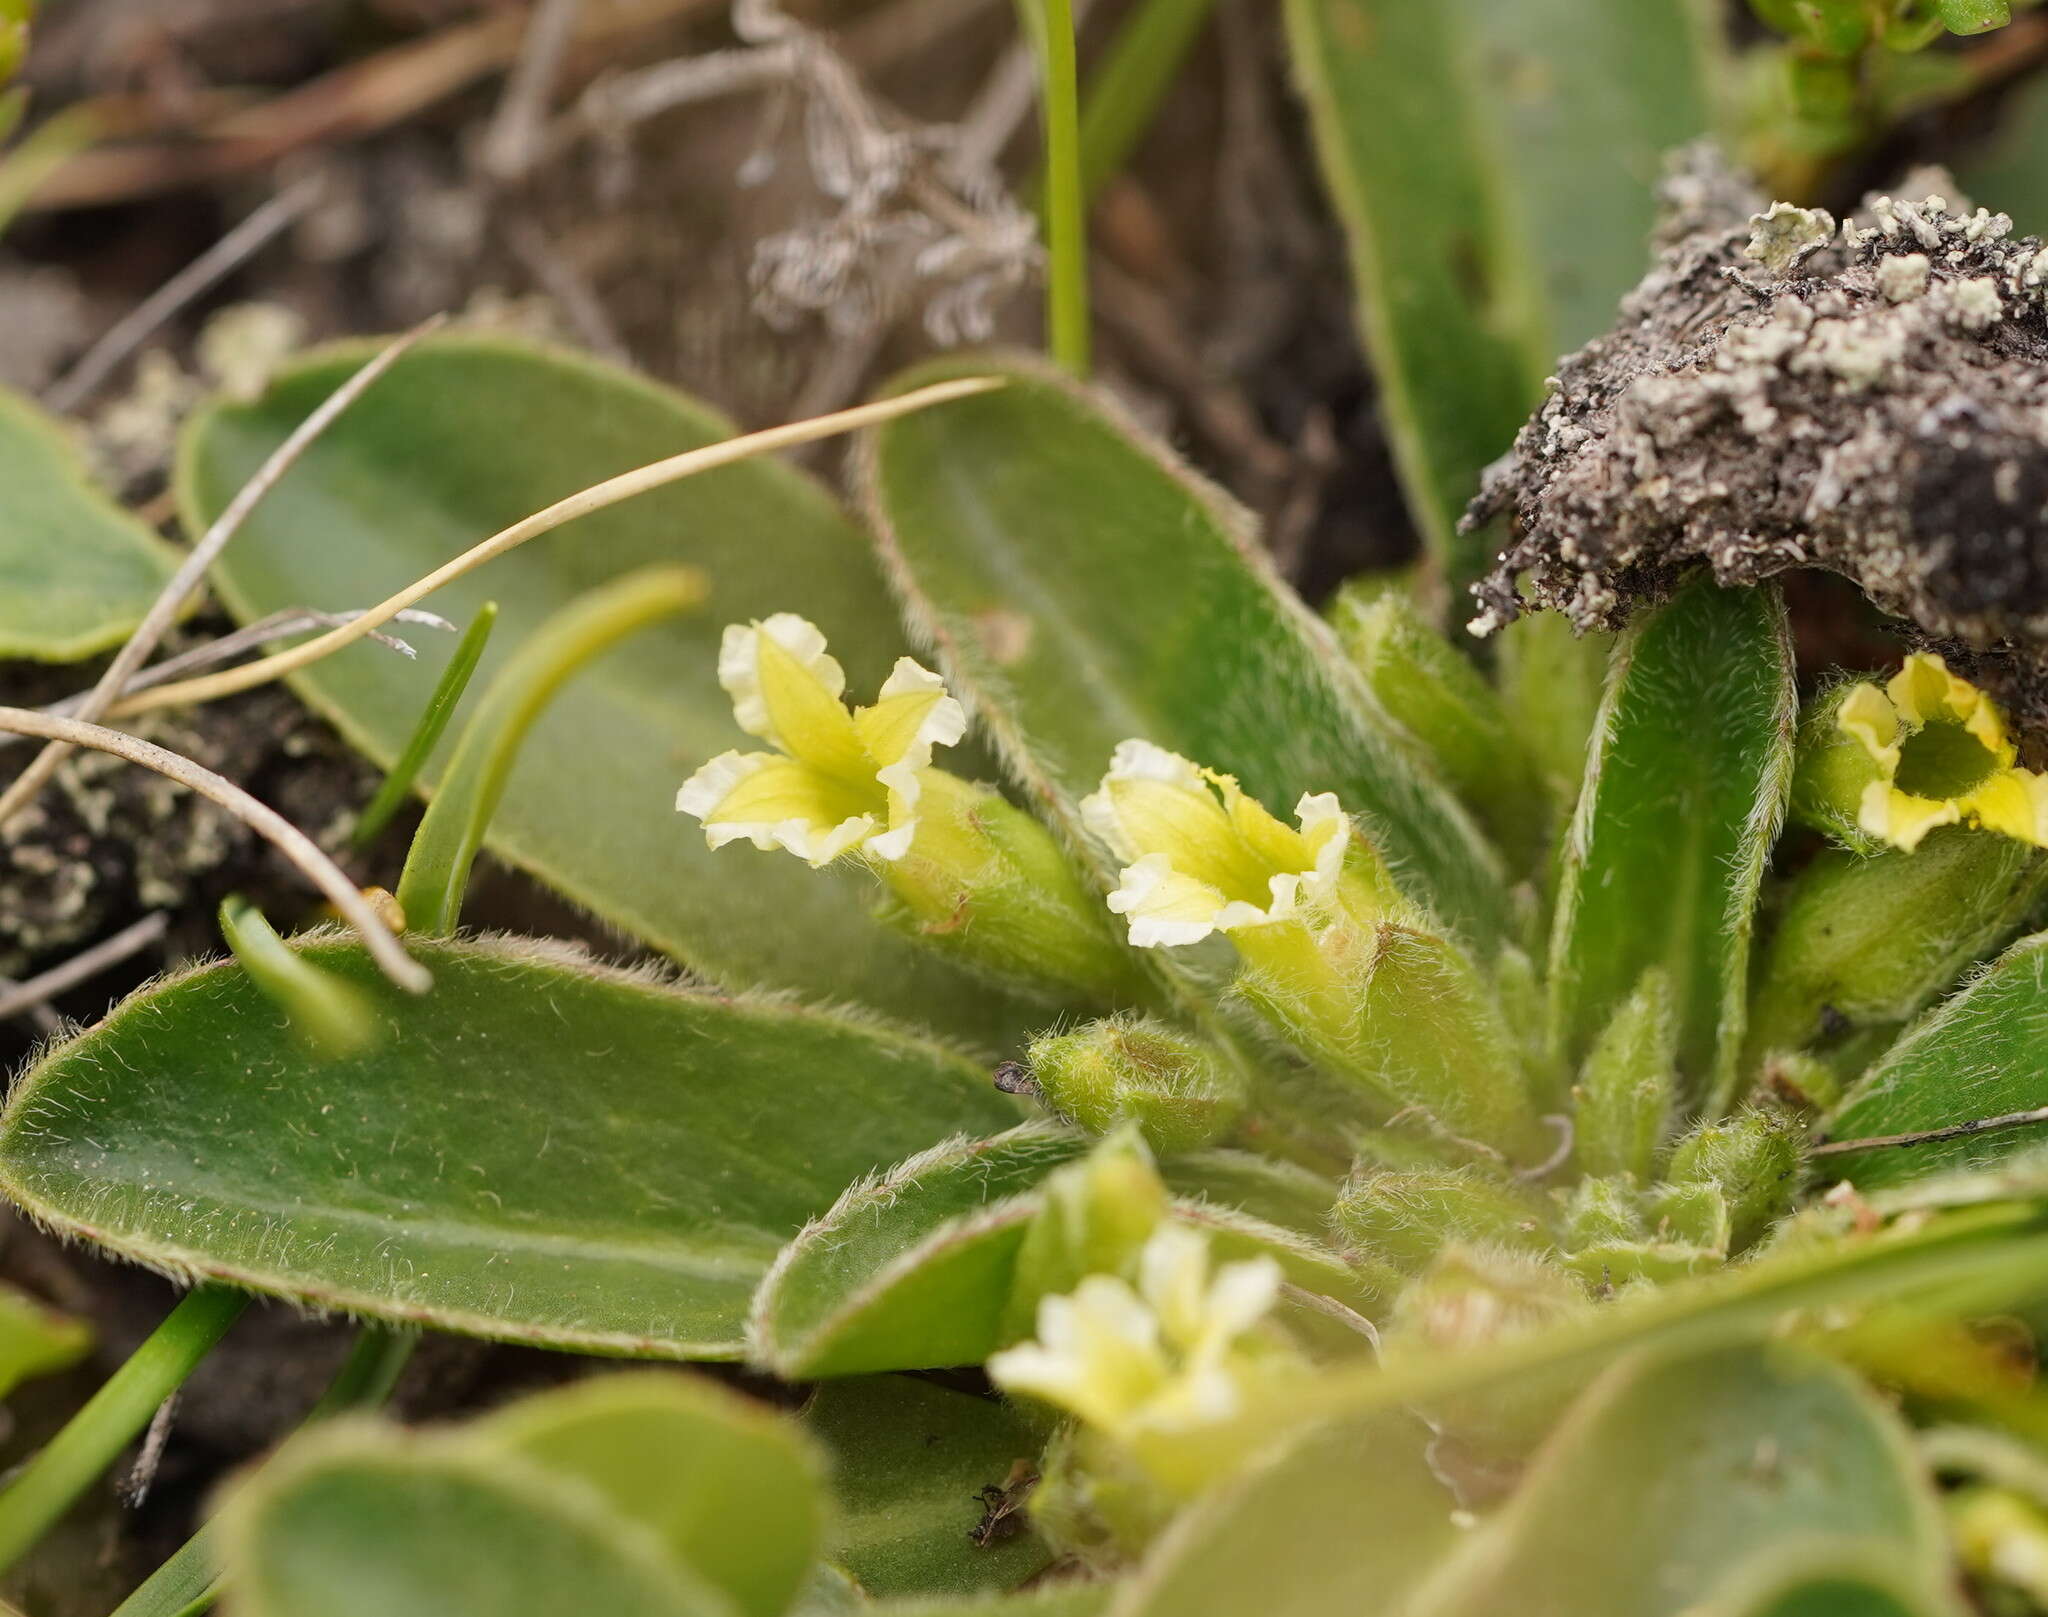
top-left (0, 318), bottom-right (444, 830)
top-left (1514, 1115), bottom-right (1577, 1184)
top-left (0, 915), bottom-right (170, 1027)
top-left (9, 609), bottom-right (455, 737)
top-left (119, 1392), bottom-right (178, 1509)
top-left (105, 377), bottom-right (1005, 719)
top-left (577, 0), bottom-right (1037, 346)
top-left (482, 0), bottom-right (588, 184)
top-left (502, 217), bottom-right (631, 363)
top-left (0, 709), bottom-right (426, 994)
top-left (1811, 1107), bottom-right (2048, 1159)
top-left (20, 0), bottom-right (717, 212)
top-left (41, 179), bottom-right (323, 415)
top-left (0, 976), bottom-right (63, 1035)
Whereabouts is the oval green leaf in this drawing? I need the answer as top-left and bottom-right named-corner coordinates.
top-left (751, 1126), bottom-right (1086, 1378)
top-left (860, 354), bottom-right (1508, 947)
top-left (1550, 579), bottom-right (1795, 1104)
top-left (473, 1372), bottom-right (827, 1617)
top-left (1410, 1343), bottom-right (1952, 1617)
top-left (806, 1375), bottom-right (1054, 1599)
top-left (1111, 1411), bottom-right (1454, 1617)
top-left (0, 934), bottom-right (1016, 1358)
top-left (0, 385), bottom-right (175, 660)
top-left (220, 1424), bottom-right (734, 1617)
top-left (174, 335), bottom-right (1038, 1047)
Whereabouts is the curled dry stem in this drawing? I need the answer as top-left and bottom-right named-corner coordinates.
top-left (105, 375), bottom-right (1005, 719)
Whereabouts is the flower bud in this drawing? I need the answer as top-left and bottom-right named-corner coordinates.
top-left (1237, 921), bottom-right (1552, 1163)
top-left (875, 770), bottom-right (1150, 1007)
top-left (1002, 1128), bottom-right (1169, 1340)
top-left (1665, 1108), bottom-right (1803, 1252)
top-left (1026, 1017), bottom-right (1246, 1155)
top-left (1331, 1166), bottom-right (1548, 1273)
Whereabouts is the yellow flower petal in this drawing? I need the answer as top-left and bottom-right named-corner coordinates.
top-left (1107, 853), bottom-right (1235, 948)
top-left (1959, 769), bottom-right (2048, 848)
top-left (1084, 743), bottom-right (1352, 948)
top-left (1837, 681), bottom-right (1901, 770)
top-left (676, 751), bottom-right (879, 866)
top-left (1858, 781), bottom-right (1960, 852)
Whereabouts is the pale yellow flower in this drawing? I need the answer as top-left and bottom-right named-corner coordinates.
top-left (1838, 653), bottom-right (2048, 851)
top-left (988, 1223), bottom-right (1284, 1442)
top-left (1080, 741), bottom-right (1349, 948)
top-left (677, 614), bottom-right (965, 866)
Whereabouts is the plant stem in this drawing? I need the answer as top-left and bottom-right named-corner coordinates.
top-left (1017, 0), bottom-right (1091, 374)
top-left (0, 1285), bottom-right (247, 1576)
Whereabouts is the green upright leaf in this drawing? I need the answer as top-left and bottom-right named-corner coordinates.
top-left (1823, 933), bottom-right (2048, 1187)
top-left (1409, 1344), bottom-right (1954, 1617)
top-left (1285, 0), bottom-right (1720, 575)
top-left (220, 1424), bottom-right (732, 1617)
top-left (806, 1376), bottom-right (1054, 1599)
top-left (174, 335), bottom-right (1038, 1047)
top-left (0, 935), bottom-right (1015, 1358)
top-left (1550, 580), bottom-right (1795, 1104)
top-left (473, 1373), bottom-right (827, 1617)
top-left (1110, 1413), bottom-right (1456, 1617)
top-left (0, 385), bottom-right (175, 660)
top-left (861, 355), bottom-right (1509, 948)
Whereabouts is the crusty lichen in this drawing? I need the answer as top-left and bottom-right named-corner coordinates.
top-left (1467, 146), bottom-right (2048, 728)
top-left (0, 671), bottom-right (373, 977)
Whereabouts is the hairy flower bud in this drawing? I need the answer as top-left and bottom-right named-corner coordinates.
top-left (1026, 1018), bottom-right (1246, 1155)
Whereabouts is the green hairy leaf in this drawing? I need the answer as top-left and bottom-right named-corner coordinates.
top-left (472, 1374), bottom-right (828, 1617)
top-left (175, 334), bottom-right (1041, 1047)
top-left (221, 1425), bottom-right (734, 1617)
top-left (1823, 932), bottom-right (2048, 1187)
top-left (0, 384), bottom-right (175, 661)
top-left (1550, 579), bottom-right (1796, 1103)
top-left (0, 935), bottom-right (1015, 1357)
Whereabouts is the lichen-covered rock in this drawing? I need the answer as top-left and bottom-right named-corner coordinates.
top-left (1467, 146), bottom-right (2048, 726)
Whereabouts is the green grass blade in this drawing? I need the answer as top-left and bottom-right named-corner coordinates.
top-left (353, 601), bottom-right (497, 847)
top-left (396, 568), bottom-right (700, 937)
